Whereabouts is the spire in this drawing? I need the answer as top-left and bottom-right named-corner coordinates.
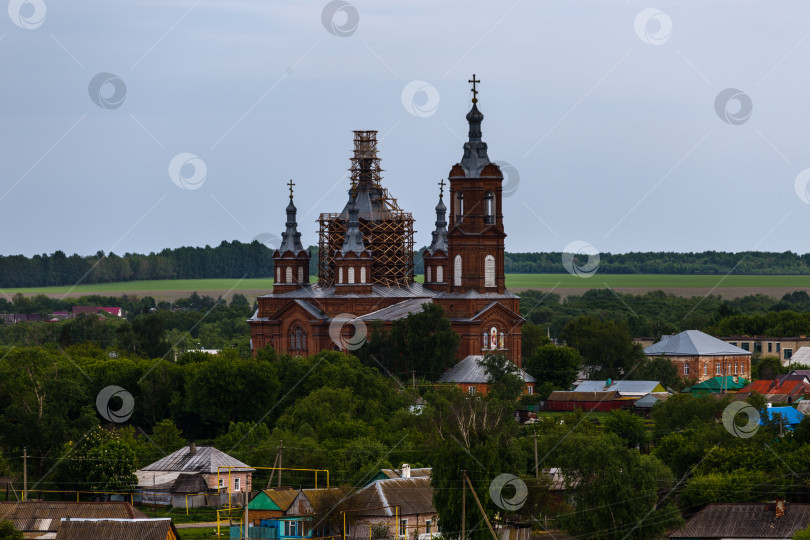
top-left (278, 181), bottom-right (305, 254)
top-left (340, 181), bottom-right (367, 254)
top-left (427, 179), bottom-right (448, 254)
top-left (459, 74), bottom-right (491, 177)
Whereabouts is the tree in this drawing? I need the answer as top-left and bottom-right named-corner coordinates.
top-left (0, 520), bottom-right (23, 540)
top-left (524, 344), bottom-right (581, 390)
top-left (753, 355), bottom-right (785, 379)
top-left (428, 390), bottom-right (522, 540)
top-left (479, 353), bottom-right (524, 402)
top-left (794, 525), bottom-right (810, 540)
top-left (521, 322), bottom-right (550, 359)
top-left (603, 409), bottom-right (648, 449)
top-left (65, 427), bottom-right (137, 492)
top-left (560, 316), bottom-right (645, 379)
top-left (631, 355), bottom-right (684, 391)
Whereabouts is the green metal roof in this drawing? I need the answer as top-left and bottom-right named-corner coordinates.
top-left (248, 491), bottom-right (282, 511)
top-left (686, 376), bottom-right (749, 394)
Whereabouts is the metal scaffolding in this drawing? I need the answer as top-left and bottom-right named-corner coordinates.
top-left (318, 131), bottom-right (415, 287)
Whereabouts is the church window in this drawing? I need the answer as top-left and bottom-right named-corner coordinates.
top-left (348, 267), bottom-right (355, 284)
top-left (437, 266), bottom-right (443, 282)
top-left (490, 327), bottom-right (498, 350)
top-left (338, 267), bottom-right (344, 284)
top-left (289, 325), bottom-right (307, 352)
top-left (454, 256), bottom-right (462, 286)
top-left (360, 267), bottom-right (367, 284)
top-left (276, 267), bottom-right (280, 282)
top-left (285, 267), bottom-right (292, 283)
top-left (298, 267), bottom-right (304, 283)
top-left (454, 192), bottom-right (464, 224)
top-left (499, 332), bottom-right (505, 349)
top-left (426, 266), bottom-right (432, 283)
top-left (482, 332), bottom-right (488, 350)
top-left (484, 191), bottom-right (494, 224)
top-left (484, 255), bottom-right (495, 287)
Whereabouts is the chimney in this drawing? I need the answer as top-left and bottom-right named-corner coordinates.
top-left (190, 442), bottom-right (197, 454)
top-left (401, 464), bottom-right (411, 479)
top-left (775, 499), bottom-right (786, 518)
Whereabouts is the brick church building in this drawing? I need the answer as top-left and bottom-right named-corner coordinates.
top-left (249, 80), bottom-right (525, 367)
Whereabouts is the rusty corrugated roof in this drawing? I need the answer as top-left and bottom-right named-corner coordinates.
top-left (0, 501), bottom-right (146, 535)
top-left (54, 518), bottom-right (177, 540)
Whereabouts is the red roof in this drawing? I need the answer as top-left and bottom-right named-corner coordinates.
top-left (738, 378), bottom-right (810, 396)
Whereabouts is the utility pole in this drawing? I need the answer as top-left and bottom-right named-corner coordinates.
top-left (244, 490), bottom-right (249, 540)
top-left (412, 371), bottom-right (416, 390)
top-left (461, 470), bottom-right (466, 540)
top-left (533, 430), bottom-right (539, 478)
top-left (463, 474), bottom-right (499, 540)
top-left (22, 448), bottom-right (27, 502)
top-left (278, 440), bottom-right (283, 487)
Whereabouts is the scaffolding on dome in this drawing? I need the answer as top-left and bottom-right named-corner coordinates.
top-left (318, 131), bottom-right (415, 287)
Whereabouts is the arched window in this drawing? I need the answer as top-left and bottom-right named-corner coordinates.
top-left (426, 267), bottom-right (432, 283)
top-left (454, 192), bottom-right (464, 224)
top-left (348, 267), bottom-right (355, 284)
top-left (298, 267), bottom-right (304, 283)
top-left (285, 266), bottom-right (292, 283)
top-left (338, 267), bottom-right (344, 284)
top-left (482, 332), bottom-right (488, 350)
top-left (454, 256), bottom-right (462, 286)
top-left (484, 255), bottom-right (495, 288)
top-left (484, 191), bottom-right (494, 224)
top-left (490, 327), bottom-right (498, 350)
top-left (499, 332), bottom-right (505, 349)
top-left (437, 266), bottom-right (443, 282)
top-left (360, 267), bottom-right (367, 284)
top-left (276, 267), bottom-right (280, 282)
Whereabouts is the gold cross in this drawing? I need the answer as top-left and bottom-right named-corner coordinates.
top-left (350, 177), bottom-right (357, 198)
top-left (468, 74), bottom-right (480, 103)
top-left (438, 179), bottom-right (446, 197)
top-left (287, 179), bottom-right (295, 199)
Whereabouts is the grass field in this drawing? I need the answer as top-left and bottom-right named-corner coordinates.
top-left (5, 274), bottom-right (810, 297)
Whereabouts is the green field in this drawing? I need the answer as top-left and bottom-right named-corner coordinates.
top-left (3, 273), bottom-right (810, 298)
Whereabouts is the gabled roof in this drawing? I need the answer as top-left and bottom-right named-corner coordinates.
top-left (686, 376), bottom-right (750, 393)
top-left (574, 380), bottom-right (664, 396)
top-left (0, 501), bottom-right (146, 535)
top-left (55, 518), bottom-right (178, 540)
top-left (645, 330), bottom-right (751, 357)
top-left (451, 301), bottom-right (523, 323)
top-left (669, 502), bottom-right (810, 539)
top-left (139, 446), bottom-right (253, 474)
top-left (253, 487), bottom-right (299, 512)
top-left (144, 472), bottom-right (209, 493)
top-left (347, 477), bottom-right (435, 517)
top-left (438, 355), bottom-right (536, 384)
top-left (791, 347), bottom-right (810, 364)
top-left (738, 378), bottom-right (810, 396)
top-left (378, 467), bottom-right (431, 480)
top-left (762, 406), bottom-right (804, 426)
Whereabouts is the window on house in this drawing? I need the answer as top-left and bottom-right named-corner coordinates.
top-left (218, 478), bottom-right (225, 488)
top-left (684, 364), bottom-right (689, 376)
top-left (482, 332), bottom-right (488, 350)
top-left (703, 363), bottom-right (708, 376)
top-left (741, 342), bottom-right (750, 351)
top-left (715, 363), bottom-right (721, 375)
top-left (426, 520), bottom-right (432, 535)
top-left (234, 477), bottom-right (241, 491)
top-left (437, 266), bottom-right (443, 282)
top-left (484, 255), bottom-right (495, 288)
top-left (400, 519), bottom-right (408, 537)
top-left (785, 349), bottom-right (793, 360)
top-left (454, 255), bottom-right (462, 286)
top-left (754, 342), bottom-right (762, 353)
top-left (468, 386), bottom-right (476, 395)
top-left (734, 362), bottom-right (738, 374)
top-left (730, 342), bottom-right (737, 347)
top-left (527, 386), bottom-right (533, 395)
top-left (777, 343), bottom-right (782, 352)
top-left (768, 342), bottom-right (773, 353)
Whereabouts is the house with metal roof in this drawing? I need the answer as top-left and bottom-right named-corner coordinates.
top-left (438, 354), bottom-right (536, 396)
top-left (247, 487), bottom-right (300, 523)
top-left (644, 330), bottom-right (751, 382)
top-left (573, 380), bottom-right (665, 397)
top-left (0, 501), bottom-right (147, 539)
top-left (682, 376), bottom-right (750, 395)
top-left (736, 376), bottom-right (810, 404)
top-left (345, 476), bottom-right (438, 540)
top-left (669, 501), bottom-right (810, 539)
top-left (54, 518), bottom-right (179, 540)
top-left (762, 406), bottom-right (804, 429)
top-left (136, 443), bottom-right (254, 502)
top-left (367, 464), bottom-right (431, 485)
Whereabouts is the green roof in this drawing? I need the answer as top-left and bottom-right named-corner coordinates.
top-left (686, 376), bottom-right (749, 394)
top-left (248, 491), bottom-right (282, 511)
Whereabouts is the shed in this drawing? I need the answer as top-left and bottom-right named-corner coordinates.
top-left (573, 380), bottom-right (665, 397)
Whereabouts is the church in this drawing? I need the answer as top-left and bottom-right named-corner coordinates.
top-left (249, 79), bottom-right (525, 368)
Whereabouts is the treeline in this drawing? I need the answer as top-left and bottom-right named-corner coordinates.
top-left (0, 241), bottom-right (276, 288)
top-left (505, 250), bottom-right (810, 274)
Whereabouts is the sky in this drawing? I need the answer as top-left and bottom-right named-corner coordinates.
top-left (3, 0), bottom-right (810, 258)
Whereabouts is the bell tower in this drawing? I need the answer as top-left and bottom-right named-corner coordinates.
top-left (446, 75), bottom-right (507, 294)
top-left (272, 180), bottom-right (311, 293)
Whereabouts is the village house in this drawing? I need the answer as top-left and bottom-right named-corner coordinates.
top-left (246, 486), bottom-right (299, 525)
top-left (438, 354), bottom-right (536, 396)
top-left (643, 330), bottom-right (751, 382)
top-left (0, 500), bottom-right (149, 538)
top-left (682, 376), bottom-right (750, 395)
top-left (136, 443), bottom-right (254, 507)
top-left (54, 518), bottom-right (179, 540)
top-left (669, 501), bottom-right (810, 539)
top-left (735, 375), bottom-right (810, 404)
top-left (573, 380), bottom-right (665, 397)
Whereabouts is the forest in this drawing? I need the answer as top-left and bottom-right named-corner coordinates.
top-left (3, 242), bottom-right (810, 288)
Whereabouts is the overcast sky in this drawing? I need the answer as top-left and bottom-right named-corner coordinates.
top-left (2, 0), bottom-right (810, 258)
